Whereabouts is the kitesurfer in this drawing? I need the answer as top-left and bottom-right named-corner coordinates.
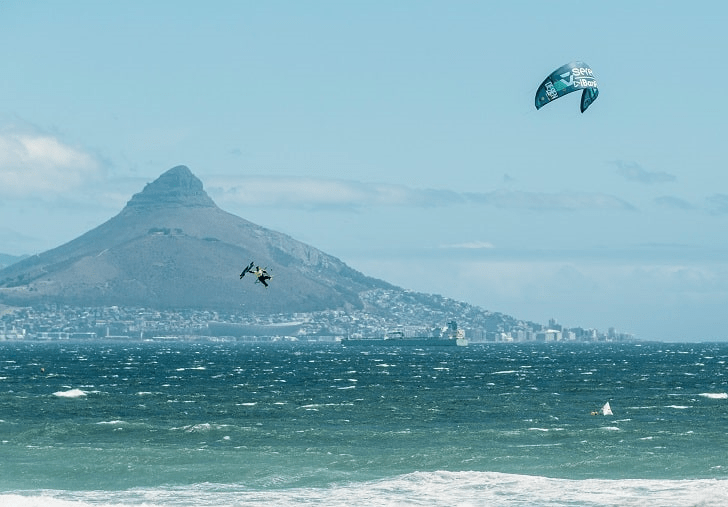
top-left (239, 261), bottom-right (272, 287)
top-left (253, 266), bottom-right (271, 287)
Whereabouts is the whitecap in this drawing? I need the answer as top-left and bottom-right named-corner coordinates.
top-left (53, 388), bottom-right (87, 398)
top-left (299, 404), bottom-right (320, 411)
top-left (174, 423), bottom-right (214, 433)
top-left (700, 392), bottom-right (728, 399)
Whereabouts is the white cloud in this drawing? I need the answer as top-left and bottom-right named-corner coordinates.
top-left (611, 160), bottom-right (676, 184)
top-left (440, 241), bottom-right (495, 250)
top-left (207, 175), bottom-right (462, 209)
top-left (0, 132), bottom-right (101, 197)
top-left (464, 190), bottom-right (635, 211)
top-left (207, 175), bottom-right (633, 212)
top-left (654, 195), bottom-right (695, 210)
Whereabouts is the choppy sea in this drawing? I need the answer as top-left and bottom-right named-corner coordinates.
top-left (1, 340), bottom-right (727, 506)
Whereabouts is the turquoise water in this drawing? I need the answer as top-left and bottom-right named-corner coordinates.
top-left (1, 341), bottom-right (727, 506)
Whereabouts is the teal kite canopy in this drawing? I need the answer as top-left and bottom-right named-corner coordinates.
top-left (535, 61), bottom-right (598, 113)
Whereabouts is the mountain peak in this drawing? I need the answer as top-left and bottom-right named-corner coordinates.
top-left (124, 165), bottom-right (217, 210)
top-left (0, 164), bottom-right (393, 313)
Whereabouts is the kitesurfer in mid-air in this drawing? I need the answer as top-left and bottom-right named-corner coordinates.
top-left (253, 266), bottom-right (271, 287)
top-left (240, 261), bottom-right (272, 287)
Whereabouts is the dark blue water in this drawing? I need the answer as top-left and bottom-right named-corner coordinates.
top-left (1, 341), bottom-right (727, 506)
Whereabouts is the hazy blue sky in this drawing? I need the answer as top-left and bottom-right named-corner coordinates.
top-left (2, 1), bottom-right (727, 341)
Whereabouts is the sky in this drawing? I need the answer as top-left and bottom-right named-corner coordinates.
top-left (1, 1), bottom-right (728, 341)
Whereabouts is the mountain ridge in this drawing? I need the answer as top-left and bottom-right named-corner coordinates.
top-left (0, 166), bottom-right (394, 313)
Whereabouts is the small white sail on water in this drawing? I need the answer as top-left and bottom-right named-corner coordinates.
top-left (592, 402), bottom-right (613, 416)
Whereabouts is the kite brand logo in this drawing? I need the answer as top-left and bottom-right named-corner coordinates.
top-left (557, 71), bottom-right (574, 89)
top-left (572, 67), bottom-right (593, 77)
top-left (544, 81), bottom-right (558, 100)
top-left (576, 78), bottom-right (597, 88)
top-left (555, 68), bottom-right (597, 90)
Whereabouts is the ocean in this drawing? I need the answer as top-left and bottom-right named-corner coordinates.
top-left (1, 340), bottom-right (726, 506)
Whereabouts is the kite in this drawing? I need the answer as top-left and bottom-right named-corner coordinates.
top-left (535, 61), bottom-right (598, 113)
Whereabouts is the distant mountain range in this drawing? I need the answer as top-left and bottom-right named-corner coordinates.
top-left (0, 166), bottom-right (397, 313)
top-left (0, 253), bottom-right (28, 270)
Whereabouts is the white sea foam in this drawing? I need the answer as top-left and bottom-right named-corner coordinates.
top-left (53, 389), bottom-right (87, 398)
top-left (172, 423), bottom-right (233, 433)
top-left (700, 392), bottom-right (728, 399)
top-left (181, 423), bottom-right (212, 432)
top-left (2, 472), bottom-right (728, 507)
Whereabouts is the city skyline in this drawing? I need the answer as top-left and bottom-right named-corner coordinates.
top-left (0, 297), bottom-right (635, 344)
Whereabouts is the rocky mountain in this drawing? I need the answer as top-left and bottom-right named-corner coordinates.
top-left (0, 166), bottom-right (394, 313)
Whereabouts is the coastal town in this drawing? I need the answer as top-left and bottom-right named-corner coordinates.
top-left (0, 289), bottom-right (635, 343)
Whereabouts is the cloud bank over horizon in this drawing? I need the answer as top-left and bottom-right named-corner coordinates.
top-left (206, 174), bottom-right (637, 212)
top-left (0, 130), bottom-right (102, 197)
top-left (611, 160), bottom-right (676, 185)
